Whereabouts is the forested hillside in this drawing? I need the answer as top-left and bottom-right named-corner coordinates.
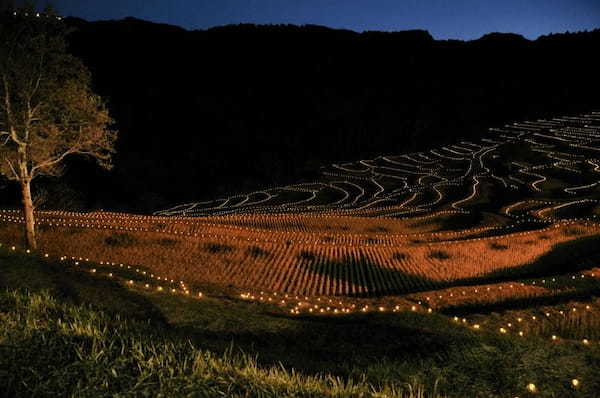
top-left (4, 17), bottom-right (599, 212)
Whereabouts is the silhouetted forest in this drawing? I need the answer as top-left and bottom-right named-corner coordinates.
top-left (3, 17), bottom-right (600, 212)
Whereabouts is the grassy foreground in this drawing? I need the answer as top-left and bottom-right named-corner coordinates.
top-left (1, 246), bottom-right (600, 397)
top-left (1, 290), bottom-right (431, 398)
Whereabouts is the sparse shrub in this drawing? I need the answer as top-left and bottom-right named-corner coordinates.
top-left (564, 227), bottom-right (585, 236)
top-left (36, 223), bottom-right (52, 232)
top-left (298, 251), bottom-right (315, 261)
top-left (157, 238), bottom-right (178, 248)
top-left (205, 243), bottom-right (234, 254)
top-left (41, 225), bottom-right (81, 235)
top-left (490, 242), bottom-right (509, 250)
top-left (324, 225), bottom-right (350, 231)
top-left (152, 222), bottom-right (166, 230)
top-left (393, 252), bottom-right (408, 260)
top-left (105, 233), bottom-right (137, 247)
top-left (247, 246), bottom-right (269, 258)
top-left (367, 226), bottom-right (390, 233)
top-left (429, 250), bottom-right (450, 260)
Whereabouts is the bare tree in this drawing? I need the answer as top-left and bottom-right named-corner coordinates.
top-left (0, 6), bottom-right (117, 249)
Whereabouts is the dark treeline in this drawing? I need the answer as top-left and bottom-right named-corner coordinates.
top-left (3, 17), bottom-right (600, 212)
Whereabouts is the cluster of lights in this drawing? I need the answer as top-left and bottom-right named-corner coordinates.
top-left (1, 207), bottom-right (596, 251)
top-left (148, 113), bottom-right (600, 250)
top-left (1, 206), bottom-right (598, 298)
top-left (46, 247), bottom-right (204, 298)
top-left (11, 11), bottom-right (63, 20)
top-left (453, 300), bottom-right (598, 348)
top-left (2, 238), bottom-right (600, 374)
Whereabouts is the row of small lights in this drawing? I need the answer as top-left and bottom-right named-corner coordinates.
top-left (0, 242), bottom-right (203, 299)
top-left (11, 11), bottom-right (62, 20)
top-left (160, 119), bottom-right (599, 219)
top-left (3, 240), bottom-right (600, 349)
top-left (155, 120), bottom-right (495, 216)
top-left (1, 241), bottom-right (593, 393)
top-left (453, 302), bottom-right (596, 345)
top-left (2, 211), bottom-right (600, 299)
top-left (2, 208), bottom-right (597, 250)
top-left (5, 231), bottom-right (599, 317)
top-left (504, 198), bottom-right (600, 223)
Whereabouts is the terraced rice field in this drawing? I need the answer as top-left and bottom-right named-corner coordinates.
top-left (1, 111), bottom-right (600, 307)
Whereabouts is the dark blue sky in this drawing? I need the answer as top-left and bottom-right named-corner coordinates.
top-left (47, 0), bottom-right (600, 40)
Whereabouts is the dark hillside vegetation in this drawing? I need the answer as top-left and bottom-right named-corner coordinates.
top-left (3, 18), bottom-right (598, 212)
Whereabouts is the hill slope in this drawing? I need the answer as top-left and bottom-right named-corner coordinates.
top-left (3, 19), bottom-right (598, 211)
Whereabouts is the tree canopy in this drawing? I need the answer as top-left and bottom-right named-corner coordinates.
top-left (0, 5), bottom-right (117, 247)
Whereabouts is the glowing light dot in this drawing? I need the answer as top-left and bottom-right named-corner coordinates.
top-left (572, 379), bottom-right (580, 388)
top-left (526, 383), bottom-right (537, 393)
top-left (552, 335), bottom-right (558, 341)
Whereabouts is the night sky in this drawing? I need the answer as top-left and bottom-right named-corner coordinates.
top-left (38, 0), bottom-right (600, 40)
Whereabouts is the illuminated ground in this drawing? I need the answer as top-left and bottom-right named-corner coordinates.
top-left (2, 112), bottom-right (600, 397)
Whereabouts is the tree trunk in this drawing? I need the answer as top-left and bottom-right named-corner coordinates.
top-left (21, 179), bottom-right (36, 249)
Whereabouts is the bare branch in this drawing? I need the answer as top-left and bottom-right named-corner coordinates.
top-left (1, 75), bottom-right (15, 135)
top-left (5, 158), bottom-right (19, 180)
top-left (30, 51), bottom-right (45, 99)
top-left (30, 147), bottom-right (77, 176)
